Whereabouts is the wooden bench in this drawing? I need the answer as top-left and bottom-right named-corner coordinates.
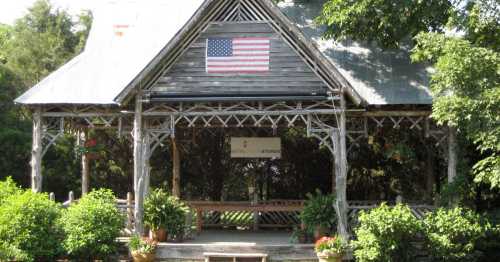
top-left (203, 252), bottom-right (268, 262)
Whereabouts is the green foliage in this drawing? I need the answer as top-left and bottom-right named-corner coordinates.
top-left (423, 207), bottom-right (485, 261)
top-left (0, 190), bottom-right (63, 261)
top-left (0, 177), bottom-right (22, 205)
top-left (412, 32), bottom-right (499, 189)
top-left (59, 189), bottom-right (124, 259)
top-left (129, 234), bottom-right (157, 254)
top-left (144, 188), bottom-right (189, 236)
top-left (300, 190), bottom-right (337, 232)
top-left (351, 204), bottom-right (422, 262)
top-left (317, 0), bottom-right (453, 48)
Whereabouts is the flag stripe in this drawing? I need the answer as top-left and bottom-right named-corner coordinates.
top-left (207, 37), bottom-right (270, 74)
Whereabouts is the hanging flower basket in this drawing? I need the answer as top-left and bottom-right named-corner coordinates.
top-left (76, 138), bottom-right (105, 159)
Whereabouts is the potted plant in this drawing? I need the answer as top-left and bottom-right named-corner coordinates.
top-left (144, 188), bottom-right (189, 242)
top-left (315, 236), bottom-right (347, 262)
top-left (129, 234), bottom-right (157, 262)
top-left (300, 190), bottom-right (337, 239)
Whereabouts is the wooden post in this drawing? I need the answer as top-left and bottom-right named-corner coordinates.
top-left (331, 157), bottom-right (336, 193)
top-left (196, 209), bottom-right (203, 235)
top-left (425, 146), bottom-right (435, 202)
top-left (252, 186), bottom-right (259, 231)
top-left (447, 126), bottom-right (457, 184)
top-left (133, 94), bottom-right (145, 235)
top-left (127, 192), bottom-right (134, 231)
top-left (49, 192), bottom-right (55, 201)
top-left (172, 137), bottom-right (181, 198)
top-left (336, 94), bottom-right (349, 240)
top-left (81, 131), bottom-right (90, 196)
top-left (68, 191), bottom-right (74, 204)
top-left (142, 133), bottom-right (151, 199)
top-left (31, 107), bottom-right (43, 193)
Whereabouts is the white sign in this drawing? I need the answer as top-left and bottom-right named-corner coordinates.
top-left (231, 137), bottom-right (281, 158)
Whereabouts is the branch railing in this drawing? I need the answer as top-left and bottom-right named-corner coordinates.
top-left (53, 192), bottom-right (435, 235)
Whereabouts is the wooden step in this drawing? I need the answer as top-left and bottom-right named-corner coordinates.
top-left (204, 252), bottom-right (268, 262)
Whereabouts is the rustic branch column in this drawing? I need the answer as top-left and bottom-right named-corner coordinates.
top-left (133, 94), bottom-right (145, 235)
top-left (142, 133), bottom-right (151, 199)
top-left (447, 126), bottom-right (457, 183)
top-left (336, 94), bottom-right (349, 240)
top-left (31, 107), bottom-right (43, 193)
top-left (81, 131), bottom-right (90, 196)
top-left (171, 137), bottom-right (181, 198)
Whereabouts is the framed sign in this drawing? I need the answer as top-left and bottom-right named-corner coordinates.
top-left (230, 137), bottom-right (281, 158)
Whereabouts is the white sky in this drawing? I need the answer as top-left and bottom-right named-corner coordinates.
top-left (0, 0), bottom-right (100, 25)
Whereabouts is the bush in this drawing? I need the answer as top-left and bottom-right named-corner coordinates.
top-left (0, 190), bottom-right (63, 261)
top-left (0, 177), bottom-right (21, 205)
top-left (300, 190), bottom-right (337, 232)
top-left (144, 188), bottom-right (189, 237)
top-left (59, 189), bottom-right (124, 259)
top-left (476, 209), bottom-right (500, 261)
top-left (351, 203), bottom-right (422, 262)
top-left (423, 207), bottom-right (485, 261)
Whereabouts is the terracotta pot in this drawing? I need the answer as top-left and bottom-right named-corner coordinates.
top-left (314, 226), bottom-right (328, 240)
top-left (149, 228), bottom-right (167, 242)
top-left (131, 251), bottom-right (155, 262)
top-left (317, 253), bottom-right (343, 262)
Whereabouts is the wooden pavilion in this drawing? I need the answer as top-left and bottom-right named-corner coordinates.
top-left (15, 0), bottom-right (455, 247)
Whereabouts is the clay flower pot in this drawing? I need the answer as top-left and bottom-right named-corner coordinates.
top-left (149, 228), bottom-right (167, 242)
top-left (131, 251), bottom-right (155, 262)
top-left (317, 252), bottom-right (343, 262)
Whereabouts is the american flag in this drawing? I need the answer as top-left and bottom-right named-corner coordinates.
top-left (206, 37), bottom-right (270, 73)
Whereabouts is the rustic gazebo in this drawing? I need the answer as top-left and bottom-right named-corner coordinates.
top-left (15, 0), bottom-right (455, 242)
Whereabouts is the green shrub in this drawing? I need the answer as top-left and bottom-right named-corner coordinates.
top-left (0, 190), bottom-right (63, 261)
top-left (0, 177), bottom-right (22, 205)
top-left (424, 207), bottom-right (485, 261)
top-left (476, 209), bottom-right (500, 261)
top-left (300, 190), bottom-right (337, 232)
top-left (59, 188), bottom-right (124, 259)
top-left (351, 203), bottom-right (422, 262)
top-left (144, 188), bottom-right (189, 237)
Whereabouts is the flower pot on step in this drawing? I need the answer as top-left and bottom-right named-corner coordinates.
top-left (149, 228), bottom-right (167, 242)
top-left (131, 251), bottom-right (155, 262)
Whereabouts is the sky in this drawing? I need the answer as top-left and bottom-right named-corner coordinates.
top-left (0, 0), bottom-right (99, 25)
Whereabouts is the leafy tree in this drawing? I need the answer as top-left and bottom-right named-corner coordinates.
top-left (316, 0), bottom-right (500, 192)
top-left (317, 0), bottom-right (453, 48)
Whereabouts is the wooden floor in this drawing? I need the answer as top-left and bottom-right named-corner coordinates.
top-left (155, 230), bottom-right (317, 261)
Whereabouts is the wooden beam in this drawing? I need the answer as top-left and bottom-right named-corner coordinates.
top-left (142, 133), bottom-right (151, 199)
top-left (172, 137), bottom-right (181, 198)
top-left (447, 126), bottom-right (457, 183)
top-left (133, 94), bottom-right (145, 235)
top-left (31, 107), bottom-right (43, 193)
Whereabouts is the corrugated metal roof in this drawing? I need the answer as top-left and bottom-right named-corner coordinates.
top-left (277, 0), bottom-right (433, 105)
top-left (16, 0), bottom-right (433, 106)
top-left (15, 0), bottom-right (205, 105)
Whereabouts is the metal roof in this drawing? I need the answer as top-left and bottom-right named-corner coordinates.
top-left (277, 0), bottom-right (433, 105)
top-left (16, 0), bottom-right (433, 106)
top-left (15, 0), bottom-right (206, 105)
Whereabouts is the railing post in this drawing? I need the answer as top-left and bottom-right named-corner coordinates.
top-left (127, 192), bottom-right (134, 231)
top-left (68, 191), bottom-right (74, 204)
top-left (49, 192), bottom-right (55, 201)
top-left (196, 209), bottom-right (203, 235)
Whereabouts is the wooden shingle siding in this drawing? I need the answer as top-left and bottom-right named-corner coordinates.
top-left (150, 21), bottom-right (328, 98)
